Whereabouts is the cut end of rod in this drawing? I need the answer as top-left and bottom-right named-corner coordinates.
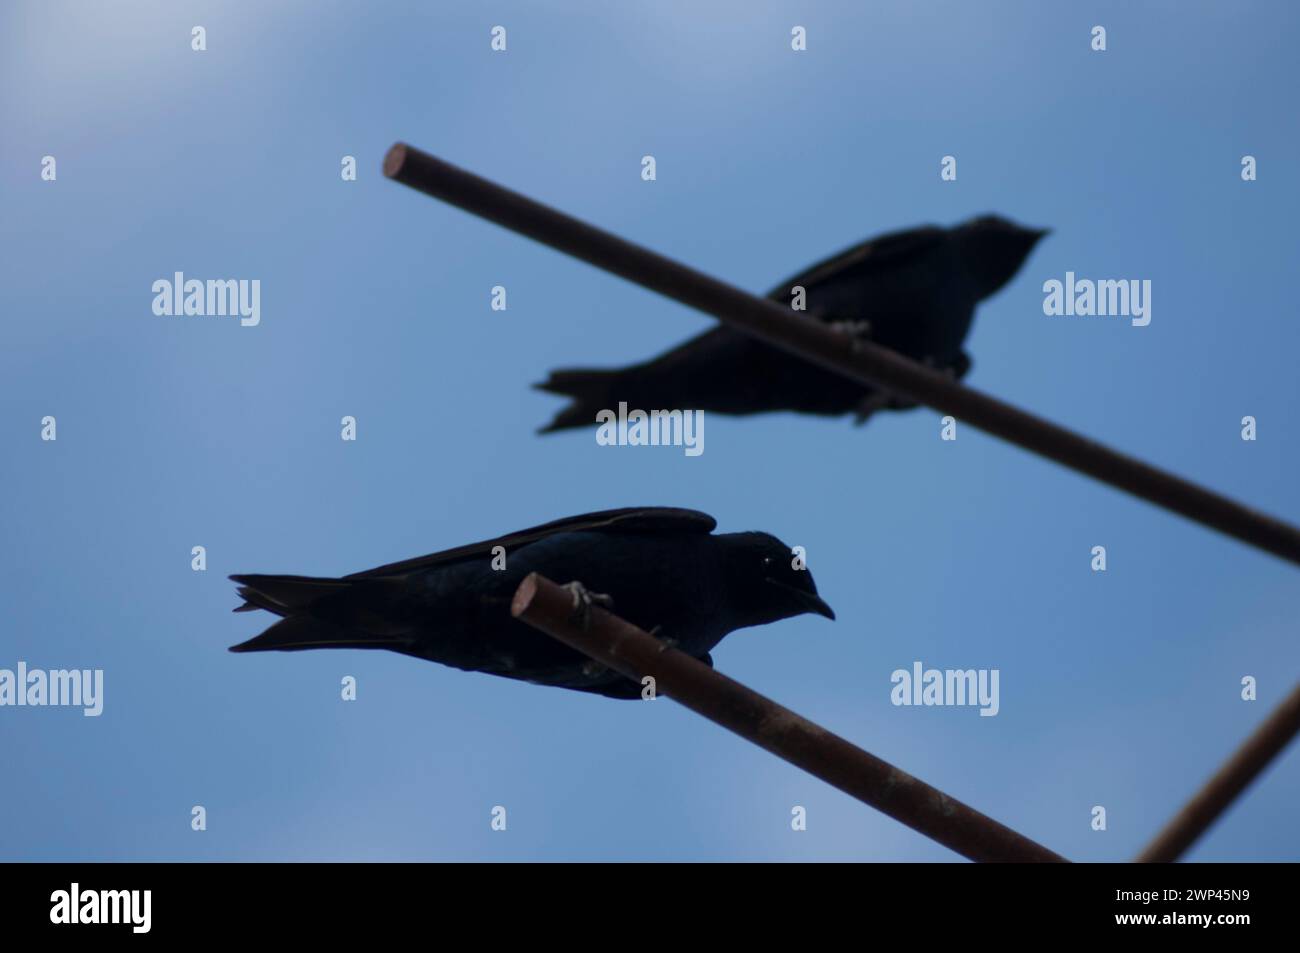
top-left (383, 143), bottom-right (410, 179)
top-left (511, 572), bottom-right (541, 619)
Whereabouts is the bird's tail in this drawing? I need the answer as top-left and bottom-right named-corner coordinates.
top-left (228, 574), bottom-right (410, 653)
top-left (533, 368), bottom-right (624, 433)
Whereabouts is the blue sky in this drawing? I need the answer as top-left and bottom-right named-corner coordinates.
top-left (2, 0), bottom-right (1297, 861)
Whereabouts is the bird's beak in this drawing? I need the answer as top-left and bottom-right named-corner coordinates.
top-left (803, 593), bottom-right (836, 620)
top-left (767, 579), bottom-right (836, 620)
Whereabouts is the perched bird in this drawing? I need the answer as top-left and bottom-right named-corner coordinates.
top-left (536, 215), bottom-right (1048, 431)
top-left (229, 507), bottom-right (834, 699)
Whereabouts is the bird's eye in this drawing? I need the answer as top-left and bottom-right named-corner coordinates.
top-left (762, 556), bottom-right (774, 569)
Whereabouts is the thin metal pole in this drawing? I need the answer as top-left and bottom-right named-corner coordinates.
top-left (510, 572), bottom-right (1068, 863)
top-left (1135, 681), bottom-right (1300, 863)
top-left (384, 143), bottom-right (1300, 568)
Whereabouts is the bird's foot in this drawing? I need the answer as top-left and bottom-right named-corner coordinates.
top-left (831, 318), bottom-right (873, 338)
top-left (562, 581), bottom-right (615, 630)
top-left (920, 355), bottom-right (958, 379)
top-left (646, 626), bottom-right (679, 649)
top-left (830, 318), bottom-right (874, 354)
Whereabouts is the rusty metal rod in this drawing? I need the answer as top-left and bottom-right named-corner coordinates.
top-left (1135, 681), bottom-right (1300, 863)
top-left (383, 142), bottom-right (1300, 568)
top-left (510, 572), bottom-right (1068, 863)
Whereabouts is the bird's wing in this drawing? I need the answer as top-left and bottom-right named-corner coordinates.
top-left (346, 507), bottom-right (717, 579)
top-left (766, 225), bottom-right (948, 299)
top-left (537, 226), bottom-right (951, 406)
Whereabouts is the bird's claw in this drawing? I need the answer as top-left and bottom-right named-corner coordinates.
top-left (646, 625), bottom-right (678, 648)
top-left (562, 581), bottom-right (614, 630)
top-left (832, 318), bottom-right (873, 338)
top-left (831, 318), bottom-right (873, 353)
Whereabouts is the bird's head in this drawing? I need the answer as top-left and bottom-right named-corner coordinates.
top-left (721, 532), bottom-right (836, 627)
top-left (953, 215), bottom-right (1050, 300)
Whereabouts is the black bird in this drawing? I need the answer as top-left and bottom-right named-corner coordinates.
top-left (536, 215), bottom-right (1048, 431)
top-left (229, 507), bottom-right (834, 699)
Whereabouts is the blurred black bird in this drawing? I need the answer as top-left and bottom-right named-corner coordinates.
top-left (229, 507), bottom-right (833, 699)
top-left (536, 215), bottom-right (1048, 431)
